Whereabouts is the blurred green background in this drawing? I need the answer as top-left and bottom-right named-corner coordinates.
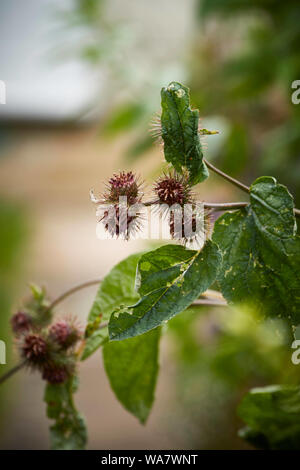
top-left (0, 0), bottom-right (299, 449)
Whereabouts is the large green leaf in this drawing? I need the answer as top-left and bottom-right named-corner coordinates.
top-left (44, 377), bottom-right (87, 450)
top-left (238, 385), bottom-right (300, 450)
top-left (81, 328), bottom-right (108, 361)
top-left (82, 253), bottom-right (141, 360)
top-left (103, 327), bottom-right (161, 424)
top-left (108, 241), bottom-right (221, 341)
top-left (213, 176), bottom-right (300, 325)
top-left (161, 81), bottom-right (209, 185)
top-left (250, 176), bottom-right (296, 239)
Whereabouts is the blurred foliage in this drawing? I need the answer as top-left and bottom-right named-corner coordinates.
top-left (57, 0), bottom-right (120, 67)
top-left (238, 385), bottom-right (300, 450)
top-left (167, 306), bottom-right (297, 449)
top-left (44, 377), bottom-right (87, 450)
top-left (190, 0), bottom-right (300, 202)
top-left (103, 103), bottom-right (147, 136)
top-left (56, 0), bottom-right (186, 161)
top-left (0, 199), bottom-right (28, 414)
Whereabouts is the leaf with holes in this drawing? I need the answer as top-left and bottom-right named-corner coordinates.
top-left (108, 241), bottom-right (221, 341)
top-left (213, 176), bottom-right (300, 325)
top-left (161, 81), bottom-right (208, 185)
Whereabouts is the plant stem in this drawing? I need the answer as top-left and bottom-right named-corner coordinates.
top-left (294, 208), bottom-right (300, 218)
top-left (193, 298), bottom-right (227, 307)
top-left (204, 202), bottom-right (248, 211)
top-left (0, 359), bottom-right (27, 386)
top-left (204, 158), bottom-right (250, 193)
top-left (204, 199), bottom-right (300, 218)
top-left (203, 160), bottom-right (300, 218)
top-left (45, 278), bottom-right (102, 313)
top-left (144, 200), bottom-right (160, 207)
top-left (200, 289), bottom-right (225, 301)
top-left (144, 199), bottom-right (300, 217)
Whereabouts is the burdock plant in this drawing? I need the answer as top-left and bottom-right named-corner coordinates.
top-left (1, 81), bottom-right (300, 450)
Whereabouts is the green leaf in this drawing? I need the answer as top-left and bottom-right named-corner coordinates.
top-left (82, 253), bottom-right (141, 360)
top-left (199, 0), bottom-right (252, 19)
top-left (44, 377), bottom-right (87, 450)
top-left (213, 176), bottom-right (300, 325)
top-left (88, 253), bottom-right (141, 323)
top-left (161, 81), bottom-right (209, 185)
top-left (103, 327), bottom-right (161, 424)
top-left (250, 176), bottom-right (296, 239)
top-left (25, 284), bottom-right (52, 328)
top-left (238, 385), bottom-right (300, 450)
top-left (108, 241), bottom-right (221, 340)
top-left (81, 329), bottom-right (108, 361)
top-left (136, 244), bottom-right (199, 297)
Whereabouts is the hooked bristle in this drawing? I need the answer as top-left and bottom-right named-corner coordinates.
top-left (102, 171), bottom-right (143, 205)
top-left (11, 311), bottom-right (32, 335)
top-left (42, 365), bottom-right (69, 384)
top-left (153, 171), bottom-right (193, 207)
top-left (20, 333), bottom-right (48, 365)
top-left (49, 319), bottom-right (82, 349)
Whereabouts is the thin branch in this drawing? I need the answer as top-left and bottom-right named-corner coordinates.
top-left (203, 161), bottom-right (300, 218)
top-left (0, 359), bottom-right (27, 386)
top-left (204, 201), bottom-right (300, 218)
top-left (144, 199), bottom-right (249, 211)
top-left (294, 208), bottom-right (300, 218)
top-left (143, 200), bottom-right (300, 217)
top-left (200, 289), bottom-right (225, 301)
top-left (144, 200), bottom-right (160, 207)
top-left (204, 158), bottom-right (250, 193)
top-left (204, 202), bottom-right (248, 211)
top-left (193, 298), bottom-right (227, 307)
top-left (45, 279), bottom-right (102, 313)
